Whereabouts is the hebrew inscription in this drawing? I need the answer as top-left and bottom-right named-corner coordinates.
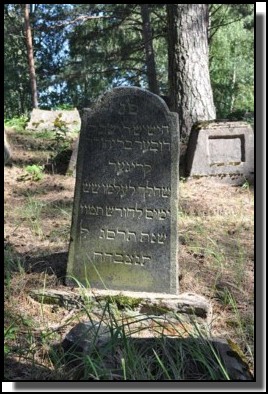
top-left (67, 87), bottom-right (179, 294)
top-left (93, 251), bottom-right (151, 266)
top-left (82, 180), bottom-right (171, 200)
top-left (80, 204), bottom-right (171, 220)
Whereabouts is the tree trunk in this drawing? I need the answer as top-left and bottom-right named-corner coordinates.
top-left (141, 4), bottom-right (159, 95)
top-left (24, 4), bottom-right (38, 108)
top-left (167, 4), bottom-right (216, 140)
top-left (230, 64), bottom-right (237, 113)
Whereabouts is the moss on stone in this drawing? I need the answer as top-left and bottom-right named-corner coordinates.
top-left (141, 302), bottom-right (172, 315)
top-left (192, 120), bottom-right (216, 132)
top-left (99, 294), bottom-right (143, 310)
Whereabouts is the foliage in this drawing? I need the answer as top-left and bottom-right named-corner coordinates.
top-left (209, 5), bottom-right (254, 118)
top-left (52, 113), bottom-right (69, 150)
top-left (4, 324), bottom-right (18, 355)
top-left (4, 115), bottom-right (29, 130)
top-left (17, 164), bottom-right (44, 182)
top-left (4, 4), bottom-right (254, 124)
top-left (4, 4), bottom-right (32, 118)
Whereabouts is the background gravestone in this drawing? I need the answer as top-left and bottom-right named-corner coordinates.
top-left (26, 108), bottom-right (81, 133)
top-left (186, 121), bottom-right (254, 184)
top-left (67, 137), bottom-right (79, 176)
top-left (67, 87), bottom-right (179, 294)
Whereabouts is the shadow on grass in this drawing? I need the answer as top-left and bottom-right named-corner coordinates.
top-left (23, 252), bottom-right (68, 280)
top-left (4, 242), bottom-right (68, 283)
top-left (50, 333), bottom-right (254, 381)
top-left (4, 356), bottom-right (60, 381)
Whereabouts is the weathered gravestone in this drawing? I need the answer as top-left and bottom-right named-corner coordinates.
top-left (67, 87), bottom-right (180, 294)
top-left (67, 137), bottom-right (79, 176)
top-left (186, 121), bottom-right (254, 185)
top-left (26, 108), bottom-right (81, 133)
top-left (4, 129), bottom-right (11, 165)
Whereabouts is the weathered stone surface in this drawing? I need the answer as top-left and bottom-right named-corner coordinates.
top-left (139, 292), bottom-right (212, 322)
top-left (62, 321), bottom-right (111, 355)
top-left (67, 137), bottom-right (79, 176)
top-left (67, 87), bottom-right (179, 294)
top-left (4, 129), bottom-right (11, 165)
top-left (186, 121), bottom-right (254, 185)
top-left (26, 108), bottom-right (81, 132)
top-left (30, 289), bottom-right (212, 325)
top-left (211, 338), bottom-right (254, 380)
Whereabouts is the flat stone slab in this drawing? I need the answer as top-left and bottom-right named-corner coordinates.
top-left (91, 289), bottom-right (212, 319)
top-left (67, 87), bottom-right (179, 294)
top-left (26, 108), bottom-right (81, 132)
top-left (186, 121), bottom-right (254, 185)
top-left (29, 289), bottom-right (212, 325)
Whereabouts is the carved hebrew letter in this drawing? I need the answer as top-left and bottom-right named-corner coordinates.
top-left (151, 233), bottom-right (157, 243)
top-left (117, 229), bottom-right (126, 240)
top-left (124, 140), bottom-right (132, 150)
top-left (124, 254), bottom-right (132, 265)
top-left (107, 229), bottom-right (116, 240)
top-left (127, 207), bottom-right (135, 218)
top-left (163, 141), bottom-right (171, 151)
top-left (99, 229), bottom-right (105, 239)
top-left (140, 232), bottom-right (149, 243)
top-left (150, 141), bottom-right (158, 152)
top-left (83, 182), bottom-right (90, 193)
top-left (106, 206), bottom-right (115, 216)
top-left (97, 206), bottom-right (104, 216)
top-left (115, 207), bottom-right (123, 217)
top-left (127, 101), bottom-right (138, 115)
top-left (135, 205), bottom-right (143, 219)
top-left (94, 251), bottom-right (103, 263)
top-left (144, 164), bottom-right (151, 178)
top-left (153, 186), bottom-right (161, 197)
top-left (145, 183), bottom-right (153, 197)
top-left (127, 231), bottom-right (137, 242)
top-left (104, 253), bottom-right (113, 263)
top-left (114, 253), bottom-right (124, 263)
top-left (157, 233), bottom-right (167, 244)
top-left (145, 208), bottom-right (154, 219)
top-left (162, 187), bottom-right (171, 198)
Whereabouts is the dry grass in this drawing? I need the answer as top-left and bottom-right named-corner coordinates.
top-left (4, 129), bottom-right (254, 380)
top-left (178, 178), bottom-right (254, 367)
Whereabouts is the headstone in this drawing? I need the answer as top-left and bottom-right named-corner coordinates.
top-left (186, 121), bottom-right (254, 184)
top-left (67, 137), bottom-right (79, 176)
top-left (67, 87), bottom-right (179, 294)
top-left (4, 129), bottom-right (11, 165)
top-left (26, 108), bottom-right (81, 133)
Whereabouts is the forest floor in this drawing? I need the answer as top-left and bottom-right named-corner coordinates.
top-left (4, 127), bottom-right (254, 381)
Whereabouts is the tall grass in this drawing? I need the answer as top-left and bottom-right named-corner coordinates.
top-left (4, 246), bottom-right (251, 380)
top-left (58, 293), bottom-right (231, 380)
top-left (21, 196), bottom-right (46, 238)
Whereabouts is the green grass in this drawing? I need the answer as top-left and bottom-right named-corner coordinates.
top-left (5, 115), bottom-right (29, 131)
top-left (57, 300), bottom-right (231, 380)
top-left (19, 196), bottom-right (46, 238)
top-left (17, 165), bottom-right (45, 182)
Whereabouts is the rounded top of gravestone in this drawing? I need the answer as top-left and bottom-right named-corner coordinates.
top-left (91, 87), bottom-right (170, 115)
